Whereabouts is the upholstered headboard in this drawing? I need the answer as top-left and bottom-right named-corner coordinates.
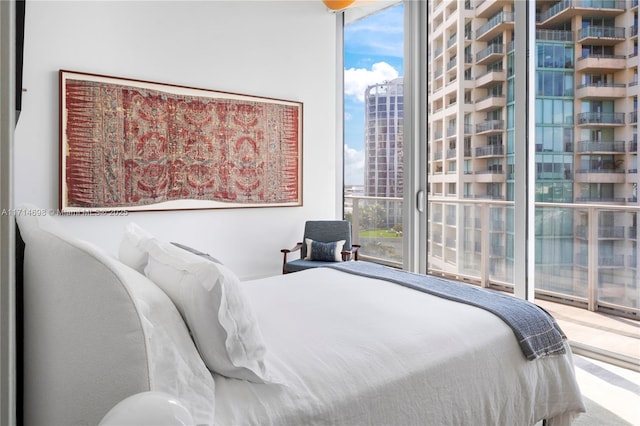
top-left (16, 210), bottom-right (215, 425)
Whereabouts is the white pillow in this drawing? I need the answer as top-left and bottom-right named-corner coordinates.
top-left (119, 223), bottom-right (155, 273)
top-left (142, 238), bottom-right (275, 384)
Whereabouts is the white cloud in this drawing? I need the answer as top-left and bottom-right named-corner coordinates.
top-left (344, 144), bottom-right (365, 185)
top-left (344, 62), bottom-right (399, 102)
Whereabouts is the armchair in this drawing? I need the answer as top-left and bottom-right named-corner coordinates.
top-left (281, 220), bottom-right (360, 274)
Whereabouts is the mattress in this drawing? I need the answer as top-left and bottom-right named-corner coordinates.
top-left (213, 267), bottom-right (585, 426)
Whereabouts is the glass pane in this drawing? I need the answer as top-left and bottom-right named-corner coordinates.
top-left (427, 1), bottom-right (638, 350)
top-left (343, 3), bottom-right (404, 267)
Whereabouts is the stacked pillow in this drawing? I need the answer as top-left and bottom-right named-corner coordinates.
top-left (119, 223), bottom-right (275, 384)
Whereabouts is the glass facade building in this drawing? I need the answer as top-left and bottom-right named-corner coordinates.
top-left (428, 0), bottom-right (638, 316)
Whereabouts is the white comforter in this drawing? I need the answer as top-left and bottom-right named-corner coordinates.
top-left (214, 267), bottom-right (585, 426)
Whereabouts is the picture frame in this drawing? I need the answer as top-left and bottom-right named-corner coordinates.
top-left (60, 70), bottom-right (303, 213)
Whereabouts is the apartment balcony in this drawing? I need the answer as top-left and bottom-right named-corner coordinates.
top-left (629, 140), bottom-right (638, 154)
top-left (576, 140), bottom-right (626, 153)
top-left (575, 54), bottom-right (627, 72)
top-left (630, 25), bottom-right (638, 39)
top-left (475, 120), bottom-right (504, 134)
top-left (577, 26), bottom-right (626, 46)
top-left (475, 44), bottom-right (504, 65)
top-left (537, 0), bottom-right (626, 27)
top-left (576, 112), bottom-right (625, 126)
top-left (575, 168), bottom-right (626, 183)
top-left (599, 226), bottom-right (626, 239)
top-left (536, 29), bottom-right (573, 42)
top-left (475, 11), bottom-right (514, 42)
top-left (631, 111), bottom-right (638, 124)
top-left (474, 169), bottom-right (505, 183)
top-left (575, 83), bottom-right (627, 99)
top-left (474, 94), bottom-right (506, 112)
top-left (475, 69), bottom-right (506, 88)
top-left (474, 0), bottom-right (511, 18)
top-left (475, 144), bottom-right (504, 157)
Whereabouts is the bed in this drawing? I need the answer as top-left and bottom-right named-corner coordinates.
top-left (16, 207), bottom-right (585, 425)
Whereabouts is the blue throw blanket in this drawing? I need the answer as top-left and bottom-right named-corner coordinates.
top-left (327, 262), bottom-right (566, 360)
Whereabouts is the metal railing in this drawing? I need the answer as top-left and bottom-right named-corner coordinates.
top-left (578, 26), bottom-right (625, 40)
top-left (476, 44), bottom-right (504, 62)
top-left (475, 11), bottom-right (514, 39)
top-left (576, 112), bottom-right (625, 125)
top-left (345, 195), bottom-right (640, 318)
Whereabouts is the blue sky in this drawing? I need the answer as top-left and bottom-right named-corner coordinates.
top-left (343, 3), bottom-right (404, 185)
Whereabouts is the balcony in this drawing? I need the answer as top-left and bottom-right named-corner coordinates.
top-left (474, 94), bottom-right (506, 111)
top-left (475, 144), bottom-right (504, 157)
top-left (575, 168), bottom-right (626, 183)
top-left (475, 120), bottom-right (504, 134)
top-left (537, 0), bottom-right (626, 27)
top-left (577, 26), bottom-right (626, 46)
top-left (575, 82), bottom-right (627, 99)
top-left (576, 112), bottom-right (625, 126)
top-left (474, 0), bottom-right (510, 18)
top-left (536, 29), bottom-right (573, 42)
top-left (475, 69), bottom-right (506, 88)
top-left (575, 54), bottom-right (627, 72)
top-left (475, 44), bottom-right (504, 65)
top-left (475, 169), bottom-right (505, 183)
top-left (475, 11), bottom-right (514, 42)
top-left (576, 140), bottom-right (626, 153)
top-left (631, 111), bottom-right (638, 124)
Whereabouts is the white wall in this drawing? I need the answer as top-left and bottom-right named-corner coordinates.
top-left (15, 0), bottom-right (340, 279)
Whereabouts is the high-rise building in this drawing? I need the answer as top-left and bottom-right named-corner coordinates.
top-left (364, 77), bottom-right (404, 227)
top-left (428, 0), bottom-right (638, 312)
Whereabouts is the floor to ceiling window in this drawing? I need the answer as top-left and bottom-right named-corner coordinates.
top-left (343, 2), bottom-right (405, 267)
top-left (343, 0), bottom-right (638, 366)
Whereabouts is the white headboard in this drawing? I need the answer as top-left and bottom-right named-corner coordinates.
top-left (17, 210), bottom-right (215, 425)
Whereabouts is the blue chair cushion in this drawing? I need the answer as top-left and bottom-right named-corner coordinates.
top-left (284, 259), bottom-right (338, 273)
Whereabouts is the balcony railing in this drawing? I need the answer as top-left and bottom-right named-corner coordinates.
top-left (538, 0), bottom-right (626, 23)
top-left (475, 144), bottom-right (504, 157)
top-left (576, 112), bottom-right (625, 125)
top-left (475, 11), bottom-right (514, 39)
top-left (536, 29), bottom-right (573, 42)
top-left (345, 195), bottom-right (640, 318)
top-left (577, 26), bottom-right (625, 40)
top-left (577, 140), bottom-right (626, 152)
top-left (475, 119), bottom-right (504, 133)
top-left (476, 44), bottom-right (504, 63)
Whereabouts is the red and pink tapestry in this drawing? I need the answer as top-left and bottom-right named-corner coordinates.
top-left (60, 70), bottom-right (302, 212)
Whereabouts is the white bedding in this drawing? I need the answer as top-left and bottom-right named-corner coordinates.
top-left (215, 267), bottom-right (585, 426)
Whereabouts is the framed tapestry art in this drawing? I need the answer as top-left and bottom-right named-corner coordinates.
top-left (60, 70), bottom-right (302, 213)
